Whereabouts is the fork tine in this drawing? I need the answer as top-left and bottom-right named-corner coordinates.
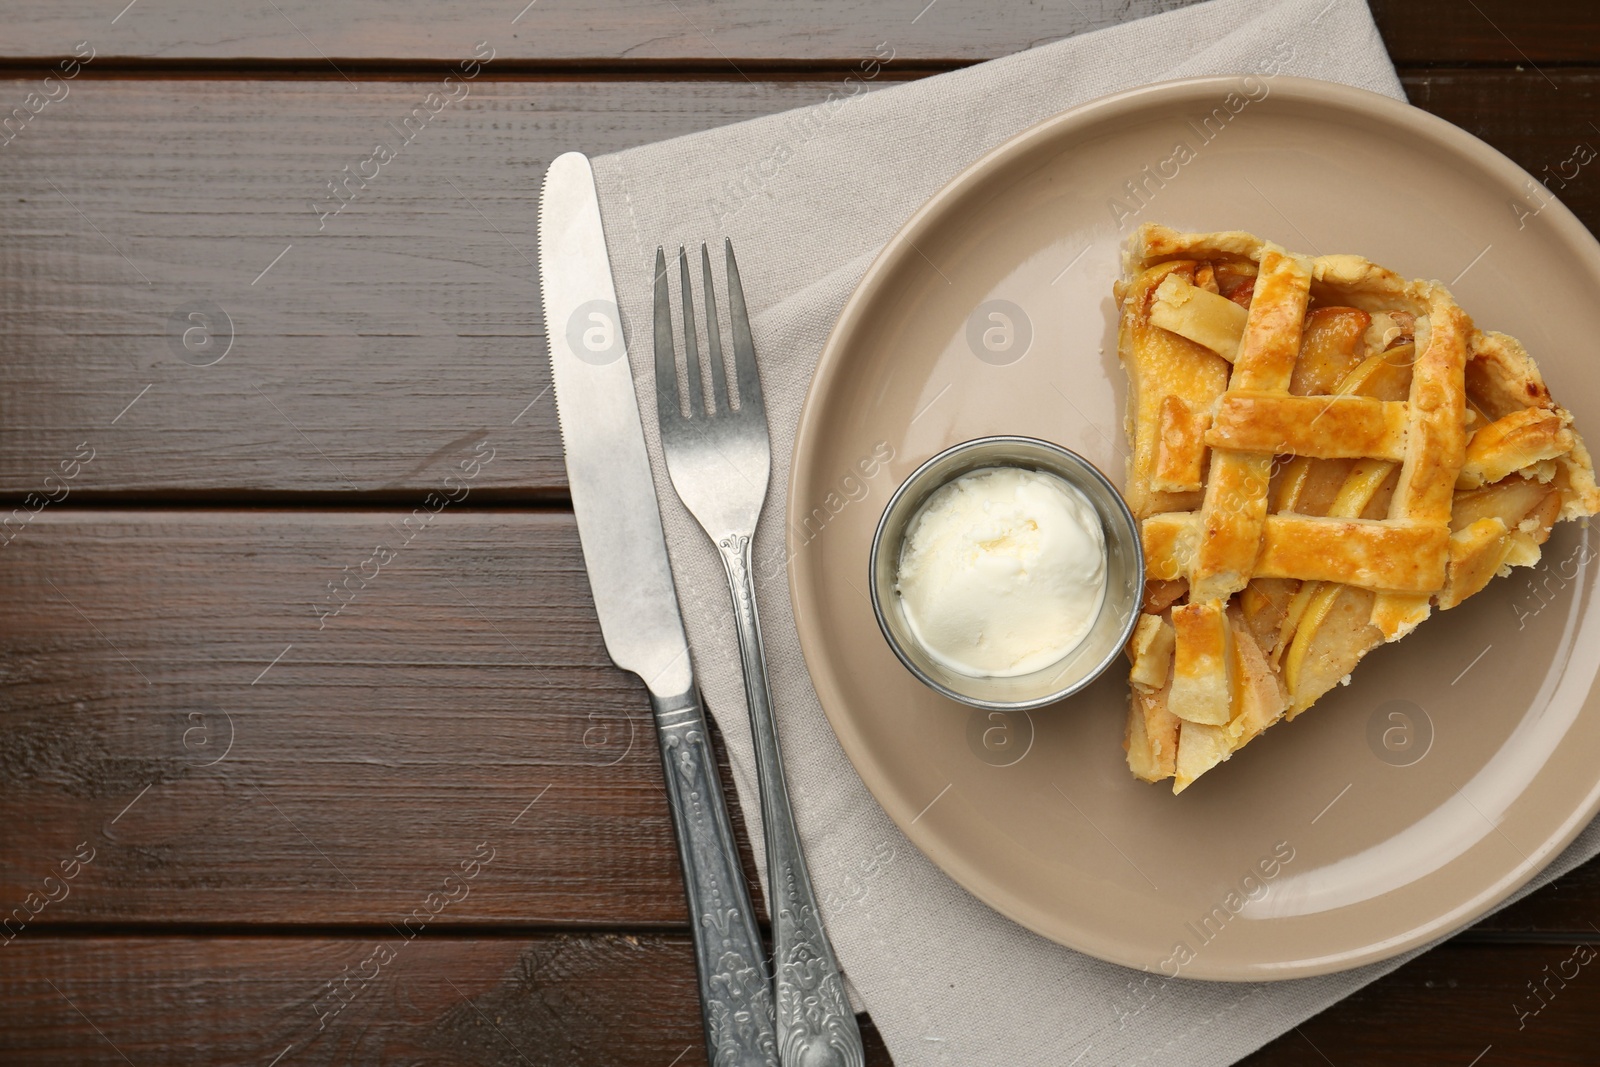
top-left (699, 243), bottom-right (731, 414)
top-left (677, 247), bottom-right (705, 417)
top-left (724, 239), bottom-right (766, 420)
top-left (652, 246), bottom-right (680, 421)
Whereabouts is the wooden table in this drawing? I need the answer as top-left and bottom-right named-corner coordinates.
top-left (2, 2), bottom-right (1598, 1062)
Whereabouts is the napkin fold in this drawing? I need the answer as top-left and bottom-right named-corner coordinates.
top-left (586, 1), bottom-right (1600, 1062)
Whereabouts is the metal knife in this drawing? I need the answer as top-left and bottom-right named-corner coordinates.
top-left (538, 151), bottom-right (779, 1067)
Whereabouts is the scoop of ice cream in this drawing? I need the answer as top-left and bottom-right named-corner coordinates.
top-left (895, 466), bottom-right (1107, 678)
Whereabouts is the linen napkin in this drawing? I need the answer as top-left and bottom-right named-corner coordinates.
top-left (586, 0), bottom-right (1600, 1062)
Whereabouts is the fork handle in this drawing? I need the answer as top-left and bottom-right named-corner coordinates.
top-left (716, 533), bottom-right (865, 1067)
top-left (649, 686), bottom-right (779, 1067)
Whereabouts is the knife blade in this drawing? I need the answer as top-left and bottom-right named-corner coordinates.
top-left (538, 151), bottom-right (778, 1066)
top-left (539, 152), bottom-right (690, 700)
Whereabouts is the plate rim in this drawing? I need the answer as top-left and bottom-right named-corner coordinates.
top-left (786, 73), bottom-right (1600, 980)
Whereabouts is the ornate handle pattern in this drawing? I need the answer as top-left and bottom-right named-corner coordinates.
top-left (717, 534), bottom-right (865, 1067)
top-left (649, 688), bottom-right (779, 1067)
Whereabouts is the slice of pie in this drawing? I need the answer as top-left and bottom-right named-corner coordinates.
top-left (1115, 223), bottom-right (1600, 793)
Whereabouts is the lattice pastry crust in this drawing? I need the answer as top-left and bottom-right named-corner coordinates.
top-left (1117, 223), bottom-right (1600, 793)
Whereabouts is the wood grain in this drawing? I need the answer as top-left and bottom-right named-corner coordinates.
top-left (1, 1), bottom-right (1596, 66)
top-left (1403, 69), bottom-right (1600, 185)
top-left (1, 934), bottom-right (1596, 1066)
top-left (5, 2), bottom-right (1600, 1063)
top-left (0, 1), bottom-right (1203, 67)
top-left (1247, 942), bottom-right (1600, 1066)
top-left (0, 509), bottom-right (776, 927)
top-left (0, 510), bottom-right (1595, 935)
top-left (1373, 0), bottom-right (1600, 64)
top-left (0, 77), bottom-right (856, 500)
top-left (0, 934), bottom-right (741, 1066)
top-left (4, 72), bottom-right (1600, 498)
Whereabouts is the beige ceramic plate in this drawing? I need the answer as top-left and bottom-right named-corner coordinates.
top-left (788, 76), bottom-right (1600, 980)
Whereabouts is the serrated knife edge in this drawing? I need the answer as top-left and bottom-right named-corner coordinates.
top-left (538, 151), bottom-right (692, 698)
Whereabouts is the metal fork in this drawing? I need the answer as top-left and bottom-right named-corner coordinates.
top-left (655, 241), bottom-right (864, 1067)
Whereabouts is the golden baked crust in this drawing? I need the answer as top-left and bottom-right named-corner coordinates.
top-left (1118, 223), bottom-right (1600, 793)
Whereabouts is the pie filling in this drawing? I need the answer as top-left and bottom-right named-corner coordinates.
top-left (1116, 224), bottom-right (1600, 793)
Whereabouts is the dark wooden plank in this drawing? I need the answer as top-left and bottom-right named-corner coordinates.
top-left (0, 934), bottom-right (813, 1067)
top-left (1, 506), bottom-right (1596, 942)
top-left (0, 509), bottom-right (772, 927)
top-left (5, 71), bottom-right (1600, 498)
top-left (1246, 942), bottom-right (1600, 1066)
top-left (1372, 0), bottom-right (1600, 65)
top-left (0, 77), bottom-right (844, 499)
top-left (2, 1), bottom-right (1597, 66)
top-left (0, 1), bottom-right (1201, 66)
top-left (1402, 69), bottom-right (1600, 196)
top-left (0, 933), bottom-right (895, 1067)
top-left (6, 935), bottom-right (1600, 1065)
top-left (4, 511), bottom-right (1600, 933)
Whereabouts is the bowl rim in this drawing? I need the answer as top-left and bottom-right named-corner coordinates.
top-left (867, 434), bottom-right (1145, 712)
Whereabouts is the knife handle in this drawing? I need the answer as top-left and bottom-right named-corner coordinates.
top-left (649, 687), bottom-right (779, 1066)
